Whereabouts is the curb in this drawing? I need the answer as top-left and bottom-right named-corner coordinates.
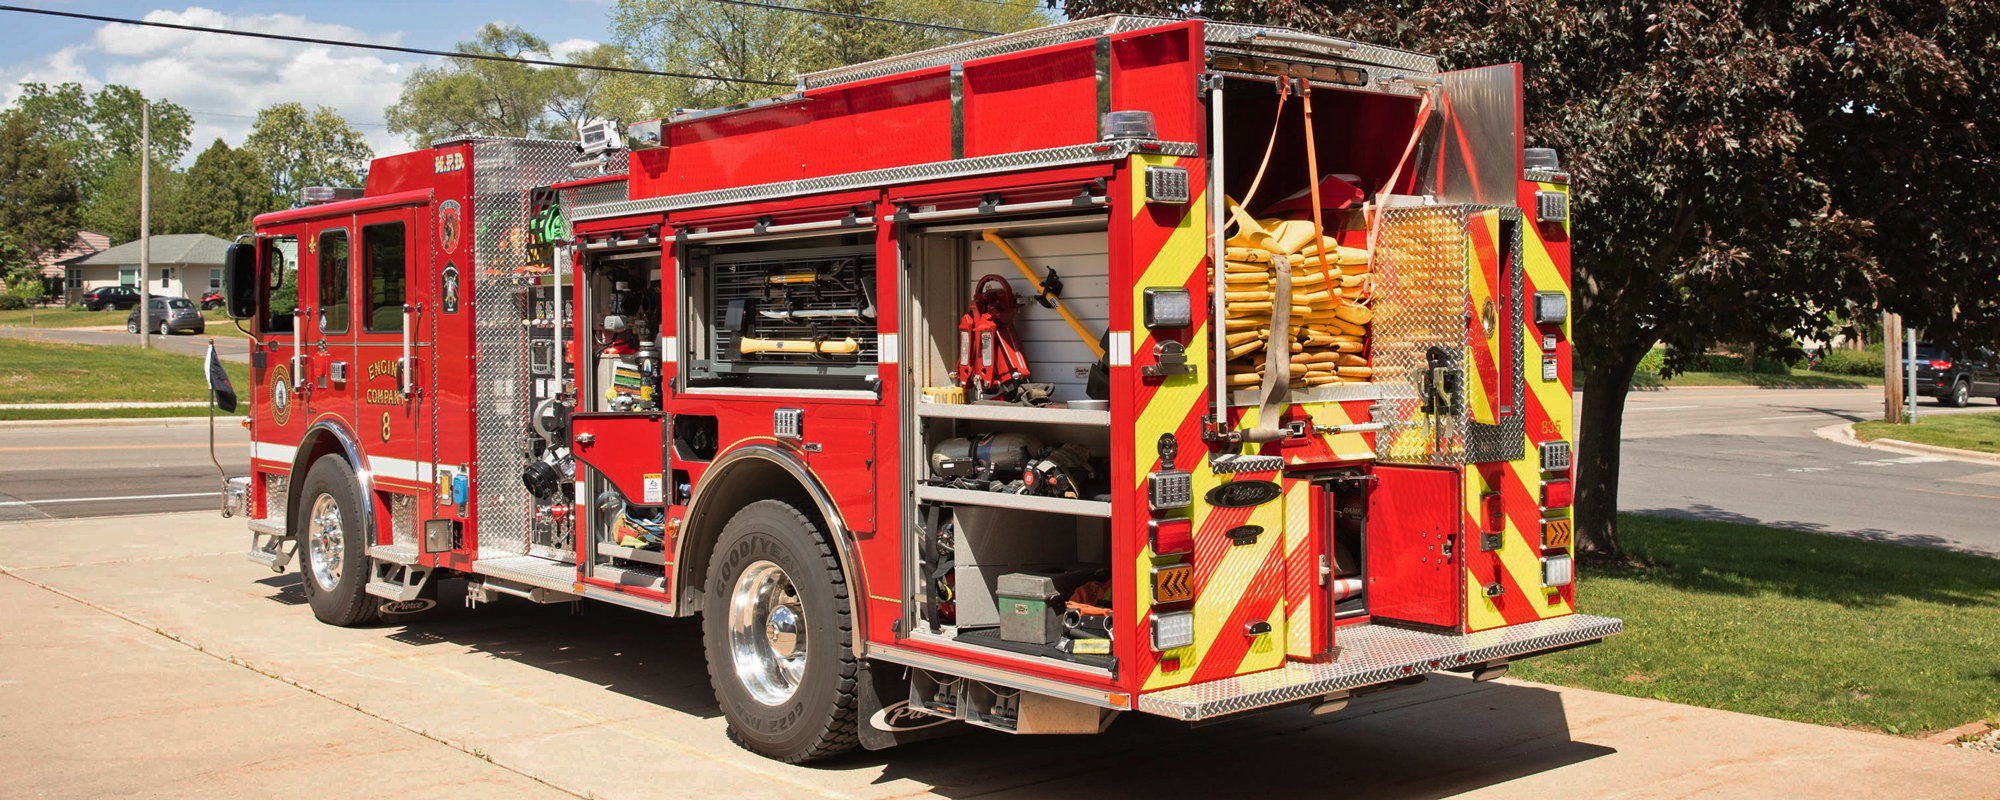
top-left (1815, 422), bottom-right (2000, 466)
top-left (1925, 721), bottom-right (1994, 745)
top-left (0, 416), bottom-right (247, 430)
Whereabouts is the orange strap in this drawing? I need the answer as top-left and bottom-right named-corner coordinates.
top-left (1366, 89), bottom-right (1436, 252)
top-left (1300, 86), bottom-right (1339, 301)
top-left (1238, 86), bottom-right (1289, 211)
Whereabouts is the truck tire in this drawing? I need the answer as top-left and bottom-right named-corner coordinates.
top-left (296, 454), bottom-right (379, 627)
top-left (702, 499), bottom-right (858, 762)
top-left (1947, 379), bottom-right (1970, 408)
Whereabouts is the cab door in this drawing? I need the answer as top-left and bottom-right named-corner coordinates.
top-left (352, 207), bottom-right (432, 539)
top-left (303, 219), bottom-right (356, 433)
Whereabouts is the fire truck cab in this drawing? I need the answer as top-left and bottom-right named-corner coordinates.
top-left (221, 15), bottom-right (1618, 762)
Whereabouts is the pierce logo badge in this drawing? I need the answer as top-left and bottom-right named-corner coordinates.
top-left (1206, 479), bottom-right (1282, 508)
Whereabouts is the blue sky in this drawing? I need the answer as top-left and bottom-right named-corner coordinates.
top-left (0, 2), bottom-right (625, 159)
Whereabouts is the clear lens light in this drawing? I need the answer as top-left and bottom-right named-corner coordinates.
top-left (1152, 611), bottom-right (1196, 651)
top-left (1543, 555), bottom-right (1574, 588)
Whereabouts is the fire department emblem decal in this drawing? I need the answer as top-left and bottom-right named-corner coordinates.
top-left (438, 200), bottom-right (462, 253)
top-left (270, 365), bottom-right (293, 426)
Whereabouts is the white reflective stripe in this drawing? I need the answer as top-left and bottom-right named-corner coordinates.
top-left (1108, 331), bottom-right (1132, 366)
top-left (370, 455), bottom-right (435, 483)
top-left (248, 441), bottom-right (298, 464)
top-left (877, 333), bottom-right (898, 364)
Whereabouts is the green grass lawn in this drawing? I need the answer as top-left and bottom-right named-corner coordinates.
top-left (0, 338), bottom-right (249, 406)
top-left (0, 307), bottom-right (132, 328)
top-left (0, 406), bottom-right (224, 421)
top-left (1632, 370), bottom-right (1881, 389)
top-left (1514, 515), bottom-right (2000, 735)
top-left (1854, 412), bottom-right (2000, 455)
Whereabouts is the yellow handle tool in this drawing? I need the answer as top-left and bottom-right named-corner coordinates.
top-left (738, 336), bottom-right (860, 355)
top-left (981, 229), bottom-right (1107, 360)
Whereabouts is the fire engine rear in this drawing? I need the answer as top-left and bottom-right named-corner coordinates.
top-left (219, 15), bottom-right (1619, 762)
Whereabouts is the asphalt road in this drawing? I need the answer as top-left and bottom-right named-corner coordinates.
top-left (0, 419), bottom-right (248, 522)
top-left (0, 323), bottom-right (252, 362)
top-left (1613, 388), bottom-right (2000, 557)
top-left (1, 389), bottom-right (1993, 559)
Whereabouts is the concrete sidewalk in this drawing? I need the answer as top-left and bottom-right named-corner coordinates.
top-left (2, 512), bottom-right (1994, 799)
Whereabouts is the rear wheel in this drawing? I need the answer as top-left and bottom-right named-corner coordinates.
top-left (702, 499), bottom-right (857, 762)
top-left (159, 319), bottom-right (173, 337)
top-left (126, 319), bottom-right (138, 333)
top-left (296, 454), bottom-right (378, 627)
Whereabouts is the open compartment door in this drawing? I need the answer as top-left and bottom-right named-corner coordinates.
top-left (1429, 64), bottom-right (1523, 208)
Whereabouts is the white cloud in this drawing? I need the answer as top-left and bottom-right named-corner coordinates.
top-left (549, 37), bottom-right (600, 61)
top-left (6, 6), bottom-right (423, 160)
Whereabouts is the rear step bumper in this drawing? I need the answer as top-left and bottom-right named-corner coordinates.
top-left (1136, 614), bottom-right (1623, 721)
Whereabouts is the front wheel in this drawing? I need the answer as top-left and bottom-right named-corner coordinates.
top-left (295, 454), bottom-right (379, 627)
top-left (702, 499), bottom-right (857, 762)
top-left (1947, 380), bottom-right (1970, 408)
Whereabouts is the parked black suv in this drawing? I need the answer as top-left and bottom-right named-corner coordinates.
top-left (80, 286), bottom-right (141, 311)
top-left (126, 296), bottom-right (206, 336)
top-left (1912, 343), bottom-right (2000, 407)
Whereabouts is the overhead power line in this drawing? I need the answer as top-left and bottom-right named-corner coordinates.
top-left (698, 0), bottom-right (998, 36)
top-left (0, 4), bottom-right (794, 87)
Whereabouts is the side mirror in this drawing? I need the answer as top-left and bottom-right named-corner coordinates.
top-left (223, 242), bottom-right (257, 320)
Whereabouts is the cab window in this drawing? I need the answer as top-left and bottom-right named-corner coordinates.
top-left (317, 229), bottom-right (349, 334)
top-left (362, 222), bottom-right (407, 333)
top-left (263, 236), bottom-right (299, 333)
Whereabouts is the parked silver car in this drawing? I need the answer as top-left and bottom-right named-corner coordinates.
top-left (126, 296), bottom-right (206, 336)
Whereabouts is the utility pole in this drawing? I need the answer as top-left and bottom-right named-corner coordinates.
top-left (1905, 325), bottom-right (1918, 423)
top-left (1882, 311), bottom-right (1902, 422)
top-left (138, 100), bottom-right (151, 350)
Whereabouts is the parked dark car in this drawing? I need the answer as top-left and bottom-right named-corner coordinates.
top-left (126, 296), bottom-right (206, 336)
top-left (80, 286), bottom-right (141, 311)
top-left (1911, 343), bottom-right (2000, 407)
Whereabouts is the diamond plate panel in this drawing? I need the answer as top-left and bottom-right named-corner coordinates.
top-left (264, 474), bottom-right (289, 524)
top-left (798, 15), bottom-right (1437, 89)
top-left (389, 493), bottom-right (416, 548)
top-left (573, 140), bottom-right (1195, 222)
top-left (1135, 614), bottom-right (1623, 720)
top-left (1371, 206), bottom-right (1472, 464)
top-left (470, 138), bottom-right (579, 558)
top-left (1466, 207), bottom-right (1526, 464)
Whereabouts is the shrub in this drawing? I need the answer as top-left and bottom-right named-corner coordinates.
top-left (1816, 348), bottom-right (1883, 376)
top-left (0, 295), bottom-right (25, 310)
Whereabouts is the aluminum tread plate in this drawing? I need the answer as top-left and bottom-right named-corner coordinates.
top-left (473, 555), bottom-right (581, 590)
top-left (573, 140), bottom-right (1196, 222)
top-left (1135, 614), bottom-right (1623, 720)
top-left (797, 15), bottom-right (1437, 89)
top-left (367, 543), bottom-right (419, 565)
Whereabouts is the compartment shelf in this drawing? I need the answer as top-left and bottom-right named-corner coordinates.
top-left (916, 484), bottom-right (1112, 517)
top-left (596, 543), bottom-right (666, 565)
top-left (915, 402), bottom-right (1110, 426)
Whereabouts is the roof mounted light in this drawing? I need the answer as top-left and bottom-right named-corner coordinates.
top-left (301, 186), bottom-right (363, 205)
top-left (579, 118), bottom-right (624, 156)
top-left (1101, 110), bottom-right (1156, 141)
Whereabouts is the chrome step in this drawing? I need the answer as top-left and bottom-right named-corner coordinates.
top-left (367, 543), bottom-right (419, 565)
top-left (246, 520), bottom-right (294, 573)
top-left (365, 557), bottom-right (432, 603)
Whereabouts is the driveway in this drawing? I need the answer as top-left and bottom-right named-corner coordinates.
top-left (0, 512), bottom-right (1993, 799)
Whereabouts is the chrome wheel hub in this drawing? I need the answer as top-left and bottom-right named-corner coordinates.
top-left (728, 560), bottom-right (808, 706)
top-left (305, 493), bottom-right (344, 592)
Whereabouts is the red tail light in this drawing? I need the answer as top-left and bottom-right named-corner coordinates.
top-left (1931, 359), bottom-right (1952, 370)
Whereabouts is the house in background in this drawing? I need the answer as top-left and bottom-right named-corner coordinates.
top-left (32, 231), bottom-right (110, 302)
top-left (65, 234), bottom-right (231, 305)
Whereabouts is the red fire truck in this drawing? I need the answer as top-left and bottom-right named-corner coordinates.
top-left (219, 15), bottom-right (1619, 762)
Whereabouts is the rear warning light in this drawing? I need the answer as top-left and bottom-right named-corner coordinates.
top-left (1932, 360), bottom-right (1952, 370)
top-left (1149, 517), bottom-right (1193, 555)
top-left (1151, 563), bottom-right (1194, 604)
top-left (1541, 479), bottom-right (1574, 509)
top-left (1542, 517), bottom-right (1574, 549)
top-left (1538, 440), bottom-right (1571, 473)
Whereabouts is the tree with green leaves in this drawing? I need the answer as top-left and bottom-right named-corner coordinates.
top-left (8, 82), bottom-right (191, 187)
top-left (0, 111), bottom-right (84, 285)
top-left (385, 25), bottom-right (657, 147)
top-left (1062, 0), bottom-right (2000, 557)
top-left (163, 139), bottom-right (280, 238)
top-left (77, 157), bottom-right (176, 244)
top-left (245, 103), bottom-right (373, 202)
top-left (608, 0), bottom-right (1053, 111)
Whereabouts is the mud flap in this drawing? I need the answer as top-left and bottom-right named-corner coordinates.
top-left (855, 659), bottom-right (966, 751)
